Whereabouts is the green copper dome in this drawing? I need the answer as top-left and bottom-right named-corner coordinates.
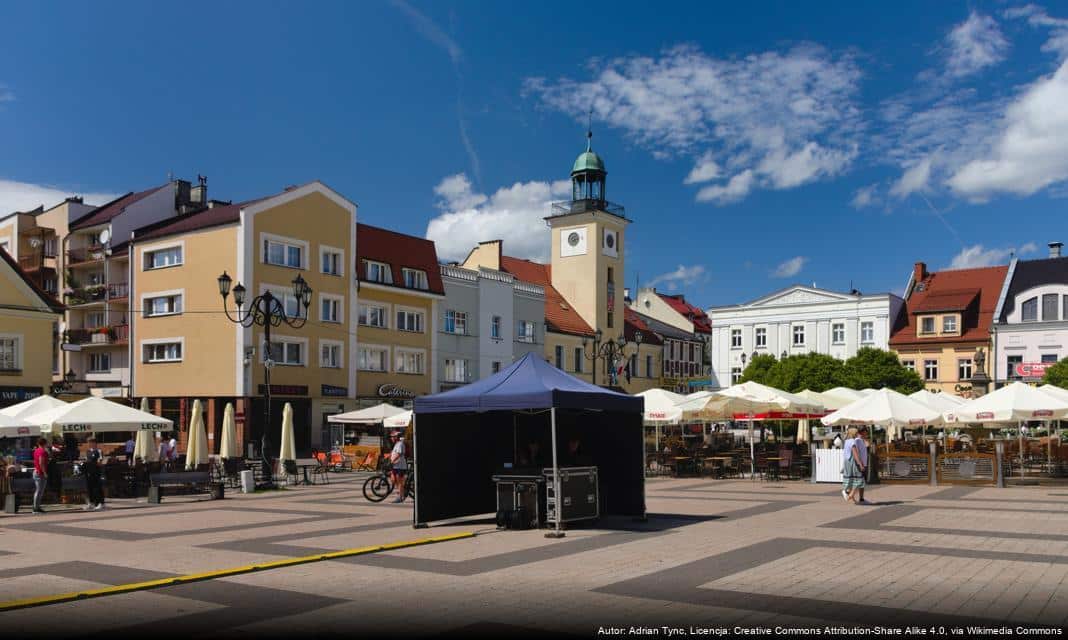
top-left (572, 149), bottom-right (606, 175)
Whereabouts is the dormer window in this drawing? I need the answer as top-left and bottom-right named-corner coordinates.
top-left (920, 317), bottom-right (935, 334)
top-left (365, 260), bottom-right (392, 284)
top-left (1042, 294), bottom-right (1059, 321)
top-left (1022, 297), bottom-right (1038, 322)
top-left (402, 268), bottom-right (428, 290)
top-left (942, 316), bottom-right (957, 333)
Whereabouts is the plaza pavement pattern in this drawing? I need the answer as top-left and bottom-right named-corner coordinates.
top-left (2, 473), bottom-right (1068, 636)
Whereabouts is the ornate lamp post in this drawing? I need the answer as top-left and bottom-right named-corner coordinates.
top-left (580, 329), bottom-right (643, 387)
top-left (217, 271), bottom-right (311, 487)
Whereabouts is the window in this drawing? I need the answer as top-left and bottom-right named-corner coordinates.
top-left (861, 321), bottom-right (874, 344)
top-left (43, 277), bottom-right (57, 294)
top-left (320, 295), bottom-right (342, 323)
top-left (646, 354), bottom-right (653, 378)
top-left (554, 345), bottom-right (564, 369)
top-left (364, 260), bottom-right (392, 284)
top-left (942, 315), bottom-right (957, 333)
top-left (86, 311), bottom-right (105, 328)
top-left (920, 317), bottom-right (935, 334)
top-left (731, 367), bottom-right (742, 385)
top-left (1022, 297), bottom-right (1038, 322)
top-left (1007, 355), bottom-right (1023, 379)
top-left (144, 293), bottom-right (182, 317)
top-left (320, 246), bottom-right (343, 276)
top-left (396, 309), bottom-right (424, 333)
top-left (43, 237), bottom-right (57, 257)
top-left (89, 352), bottom-right (110, 372)
top-left (491, 361), bottom-right (501, 374)
top-left (444, 359), bottom-right (468, 383)
top-left (924, 359), bottom-right (938, 381)
top-left (144, 342), bottom-right (182, 363)
top-left (574, 347), bottom-right (583, 373)
top-left (402, 268), bottom-right (428, 290)
top-left (320, 341), bottom-right (343, 368)
top-left (792, 325), bottom-right (805, 346)
top-left (958, 359), bottom-right (972, 381)
top-left (901, 359), bottom-right (915, 371)
top-left (668, 342), bottom-right (675, 360)
top-left (263, 287), bottom-right (305, 319)
top-left (358, 304), bottom-right (388, 328)
top-left (0, 337), bottom-right (19, 370)
top-left (832, 323), bottom-right (845, 345)
top-left (755, 327), bottom-right (767, 348)
top-left (443, 310), bottom-right (466, 335)
top-left (1043, 294), bottom-right (1059, 321)
top-left (491, 316), bottom-right (501, 339)
top-left (606, 268), bottom-right (614, 329)
top-left (143, 246), bottom-right (182, 270)
top-left (1064, 295), bottom-right (1068, 323)
top-left (263, 237), bottom-right (304, 269)
top-left (395, 349), bottom-right (424, 374)
top-left (517, 321), bottom-right (536, 343)
top-left (1042, 353), bottom-right (1059, 364)
top-left (358, 346), bottom-right (388, 372)
top-left (267, 340), bottom-right (304, 366)
top-left (730, 329), bottom-right (742, 348)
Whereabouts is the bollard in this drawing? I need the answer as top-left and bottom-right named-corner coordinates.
top-left (929, 442), bottom-right (938, 486)
top-left (995, 441), bottom-right (1005, 488)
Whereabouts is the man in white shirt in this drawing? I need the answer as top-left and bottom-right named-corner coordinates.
top-left (388, 430), bottom-right (407, 503)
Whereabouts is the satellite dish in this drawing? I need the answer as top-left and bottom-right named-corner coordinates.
top-left (99, 229), bottom-right (111, 244)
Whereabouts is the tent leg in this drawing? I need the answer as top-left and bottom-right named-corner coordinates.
top-left (412, 413), bottom-right (419, 528)
top-left (749, 414), bottom-right (756, 481)
top-left (546, 407), bottom-right (565, 538)
top-left (638, 414), bottom-right (647, 522)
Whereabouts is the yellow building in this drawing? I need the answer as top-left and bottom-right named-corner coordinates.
top-left (130, 182), bottom-right (357, 454)
top-left (0, 249), bottom-right (64, 409)
top-left (349, 223), bottom-right (443, 438)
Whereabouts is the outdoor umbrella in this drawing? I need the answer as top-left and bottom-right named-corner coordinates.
top-left (219, 402), bottom-right (238, 459)
top-left (636, 388), bottom-right (686, 453)
top-left (0, 413), bottom-right (37, 438)
top-left (683, 381), bottom-right (821, 477)
top-left (279, 402), bottom-right (296, 463)
top-left (821, 387), bottom-right (866, 408)
top-left (795, 390), bottom-right (833, 444)
top-left (909, 389), bottom-right (965, 443)
top-left (28, 396), bottom-right (173, 436)
top-left (327, 403), bottom-right (406, 424)
top-left (1040, 384), bottom-right (1068, 404)
top-left (133, 397), bottom-right (157, 462)
top-left (0, 395), bottom-right (67, 421)
top-left (945, 381), bottom-right (1068, 478)
top-left (821, 388), bottom-right (943, 441)
top-left (185, 399), bottom-right (208, 470)
top-left (383, 409), bottom-right (413, 429)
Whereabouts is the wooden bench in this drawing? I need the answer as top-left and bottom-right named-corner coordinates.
top-left (148, 471), bottom-right (223, 503)
top-left (3, 476), bottom-right (88, 512)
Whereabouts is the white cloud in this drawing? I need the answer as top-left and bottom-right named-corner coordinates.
top-left (389, 0), bottom-right (461, 64)
top-left (526, 43), bottom-right (863, 205)
top-left (947, 59), bottom-right (1068, 198)
top-left (683, 153), bottom-right (721, 185)
top-left (945, 12), bottom-right (1010, 78)
top-left (646, 264), bottom-right (707, 289)
top-left (947, 242), bottom-right (1038, 269)
top-left (851, 184), bottom-right (879, 209)
top-left (1004, 5), bottom-right (1068, 59)
top-left (0, 179), bottom-right (117, 216)
top-left (889, 156), bottom-right (934, 198)
top-left (0, 84), bottom-right (12, 103)
top-left (771, 256), bottom-right (807, 278)
top-left (695, 170), bottom-right (754, 204)
top-left (425, 173), bottom-right (569, 263)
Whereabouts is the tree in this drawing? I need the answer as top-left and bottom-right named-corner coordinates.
top-left (843, 347), bottom-right (923, 393)
top-left (740, 353), bottom-right (777, 385)
top-left (764, 353), bottom-right (847, 393)
top-left (1043, 358), bottom-right (1068, 388)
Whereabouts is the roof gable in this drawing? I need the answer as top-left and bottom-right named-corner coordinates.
top-left (744, 285), bottom-right (858, 308)
top-left (998, 256), bottom-right (1068, 321)
top-left (0, 249), bottom-right (64, 313)
top-left (500, 256), bottom-right (593, 337)
top-left (70, 184), bottom-right (167, 230)
top-left (356, 223), bottom-right (444, 295)
top-left (890, 264), bottom-right (1007, 346)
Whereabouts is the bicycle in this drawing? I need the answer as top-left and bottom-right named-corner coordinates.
top-left (362, 463), bottom-right (414, 502)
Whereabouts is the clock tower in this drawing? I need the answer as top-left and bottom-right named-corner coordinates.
top-left (547, 127), bottom-right (630, 374)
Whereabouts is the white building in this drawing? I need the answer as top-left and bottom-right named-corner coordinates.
top-left (991, 243), bottom-right (1068, 386)
top-left (706, 285), bottom-right (904, 388)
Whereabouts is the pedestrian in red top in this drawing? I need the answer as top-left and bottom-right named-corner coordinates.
top-left (32, 438), bottom-right (49, 514)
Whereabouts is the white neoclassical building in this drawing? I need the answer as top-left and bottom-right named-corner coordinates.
top-left (706, 285), bottom-right (905, 388)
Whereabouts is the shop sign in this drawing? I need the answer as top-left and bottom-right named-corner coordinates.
top-left (0, 386), bottom-right (42, 404)
top-left (1015, 362), bottom-right (1053, 379)
top-left (378, 383), bottom-right (415, 399)
top-left (321, 384), bottom-right (349, 397)
top-left (257, 384), bottom-right (308, 396)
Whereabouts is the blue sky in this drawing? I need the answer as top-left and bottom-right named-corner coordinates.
top-left (2, 1), bottom-right (1068, 307)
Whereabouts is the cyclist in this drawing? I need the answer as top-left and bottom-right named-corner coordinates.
top-left (388, 430), bottom-right (407, 503)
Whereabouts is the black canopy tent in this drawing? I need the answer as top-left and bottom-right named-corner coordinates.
top-left (412, 353), bottom-right (645, 533)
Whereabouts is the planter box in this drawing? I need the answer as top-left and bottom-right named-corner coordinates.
top-left (91, 333), bottom-right (108, 344)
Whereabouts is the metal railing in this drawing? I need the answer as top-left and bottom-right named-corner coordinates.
top-left (880, 450), bottom-right (932, 483)
top-left (67, 245), bottom-right (106, 265)
top-left (66, 285), bottom-right (107, 305)
top-left (65, 324), bottom-right (129, 346)
top-left (107, 282), bottom-right (129, 299)
top-left (938, 452), bottom-right (998, 485)
top-left (550, 198), bottom-right (626, 218)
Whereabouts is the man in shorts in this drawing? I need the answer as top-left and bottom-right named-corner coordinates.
top-left (388, 430), bottom-right (407, 503)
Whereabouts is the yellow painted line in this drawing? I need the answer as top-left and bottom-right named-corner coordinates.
top-left (0, 531), bottom-right (474, 612)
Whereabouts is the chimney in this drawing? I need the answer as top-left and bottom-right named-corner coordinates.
top-left (1049, 242), bottom-right (1063, 258)
top-left (190, 174), bottom-right (208, 207)
top-left (913, 261), bottom-right (927, 283)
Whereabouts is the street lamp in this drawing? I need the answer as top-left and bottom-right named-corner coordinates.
top-left (781, 350), bottom-right (788, 360)
top-left (580, 330), bottom-right (643, 387)
top-left (52, 369), bottom-right (76, 395)
top-left (217, 270), bottom-right (311, 487)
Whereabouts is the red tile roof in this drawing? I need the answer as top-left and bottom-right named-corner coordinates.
top-left (70, 184), bottom-right (167, 230)
top-left (0, 248), bottom-right (64, 313)
top-left (890, 265), bottom-right (1008, 346)
top-left (500, 256), bottom-right (594, 337)
top-left (624, 307), bottom-right (663, 345)
top-left (132, 201), bottom-right (246, 243)
top-left (657, 293), bottom-right (712, 333)
top-left (356, 224), bottom-right (444, 296)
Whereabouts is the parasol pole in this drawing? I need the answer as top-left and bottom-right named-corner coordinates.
top-left (547, 407), bottom-right (564, 538)
top-left (1019, 420), bottom-right (1025, 479)
top-left (748, 399), bottom-right (755, 480)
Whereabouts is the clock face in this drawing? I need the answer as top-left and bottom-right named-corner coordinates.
top-left (568, 232), bottom-right (581, 247)
top-left (605, 233), bottom-right (615, 249)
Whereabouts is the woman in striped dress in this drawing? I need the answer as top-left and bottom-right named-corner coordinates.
top-left (843, 428), bottom-right (867, 504)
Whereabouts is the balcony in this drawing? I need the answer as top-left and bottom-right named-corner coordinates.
top-left (67, 245), bottom-right (106, 266)
top-left (107, 282), bottom-right (129, 300)
top-left (17, 253), bottom-right (55, 271)
top-left (65, 324), bottom-right (129, 347)
top-left (66, 285), bottom-right (108, 306)
top-left (550, 198), bottom-right (626, 219)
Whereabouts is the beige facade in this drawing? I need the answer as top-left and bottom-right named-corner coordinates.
top-left (893, 344), bottom-right (982, 396)
top-left (354, 284), bottom-right (437, 403)
top-left (0, 252), bottom-right (62, 407)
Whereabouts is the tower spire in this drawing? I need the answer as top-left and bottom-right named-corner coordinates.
top-left (586, 108), bottom-right (593, 151)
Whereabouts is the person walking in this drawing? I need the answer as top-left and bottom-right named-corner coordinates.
top-left (83, 437), bottom-right (105, 511)
top-left (840, 427), bottom-right (857, 501)
top-left (843, 429), bottom-right (867, 505)
top-left (388, 430), bottom-right (407, 503)
top-left (855, 427), bottom-right (871, 505)
top-left (32, 438), bottom-right (49, 514)
top-left (124, 436), bottom-right (135, 466)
